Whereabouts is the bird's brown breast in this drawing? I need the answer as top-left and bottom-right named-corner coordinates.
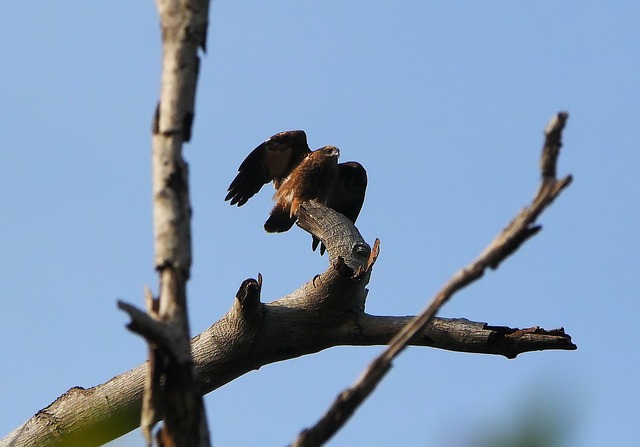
top-left (275, 150), bottom-right (339, 216)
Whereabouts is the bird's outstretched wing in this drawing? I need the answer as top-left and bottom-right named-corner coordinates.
top-left (225, 130), bottom-right (311, 206)
top-left (312, 161), bottom-right (368, 254)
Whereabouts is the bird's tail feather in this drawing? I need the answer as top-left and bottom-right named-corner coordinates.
top-left (264, 205), bottom-right (296, 233)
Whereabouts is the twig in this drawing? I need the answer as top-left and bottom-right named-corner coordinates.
top-left (291, 112), bottom-right (573, 447)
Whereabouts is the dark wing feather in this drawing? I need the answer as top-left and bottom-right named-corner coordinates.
top-left (225, 130), bottom-right (311, 206)
top-left (312, 161), bottom-right (368, 253)
top-left (328, 162), bottom-right (368, 222)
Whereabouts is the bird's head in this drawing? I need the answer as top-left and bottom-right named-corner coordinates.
top-left (320, 145), bottom-right (340, 159)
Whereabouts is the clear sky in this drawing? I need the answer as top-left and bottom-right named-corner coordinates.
top-left (2, 2), bottom-right (639, 446)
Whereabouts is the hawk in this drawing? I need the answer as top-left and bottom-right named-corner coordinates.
top-left (225, 130), bottom-right (367, 251)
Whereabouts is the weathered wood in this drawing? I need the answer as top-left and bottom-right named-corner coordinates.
top-left (119, 0), bottom-right (211, 446)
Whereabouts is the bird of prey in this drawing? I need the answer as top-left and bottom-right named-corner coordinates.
top-left (225, 130), bottom-right (367, 251)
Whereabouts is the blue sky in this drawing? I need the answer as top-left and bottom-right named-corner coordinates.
top-left (2, 2), bottom-right (639, 446)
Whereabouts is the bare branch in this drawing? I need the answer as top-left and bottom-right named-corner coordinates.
top-left (541, 111), bottom-right (568, 179)
top-left (291, 112), bottom-right (573, 447)
top-left (115, 1), bottom-right (212, 446)
top-left (355, 316), bottom-right (575, 359)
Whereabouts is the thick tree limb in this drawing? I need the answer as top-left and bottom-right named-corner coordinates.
top-left (1, 294), bottom-right (573, 447)
top-left (291, 112), bottom-right (573, 447)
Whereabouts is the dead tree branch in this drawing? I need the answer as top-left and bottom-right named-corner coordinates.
top-left (115, 1), bottom-right (211, 446)
top-left (291, 112), bottom-right (573, 447)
